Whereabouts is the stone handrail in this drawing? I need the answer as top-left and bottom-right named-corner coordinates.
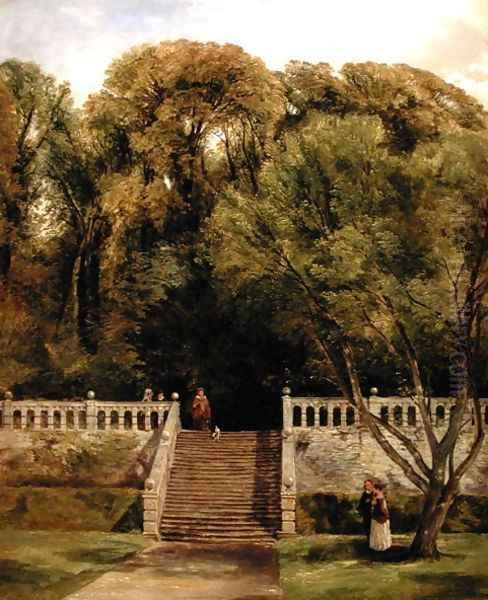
top-left (288, 394), bottom-right (488, 430)
top-left (142, 400), bottom-right (181, 538)
top-left (0, 397), bottom-right (172, 432)
top-left (280, 389), bottom-right (296, 535)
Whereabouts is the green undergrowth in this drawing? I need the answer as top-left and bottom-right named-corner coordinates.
top-left (279, 533), bottom-right (488, 600)
top-left (0, 487), bottom-right (143, 531)
top-left (297, 493), bottom-right (488, 535)
top-left (0, 530), bottom-right (153, 600)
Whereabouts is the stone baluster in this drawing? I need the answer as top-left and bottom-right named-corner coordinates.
top-left (48, 409), bottom-right (54, 429)
top-left (86, 392), bottom-right (97, 430)
top-left (3, 392), bottom-right (13, 429)
top-left (105, 411), bottom-right (111, 430)
top-left (60, 410), bottom-right (67, 430)
top-left (340, 404), bottom-right (347, 428)
top-left (145, 410), bottom-right (151, 431)
top-left (33, 408), bottom-right (40, 430)
top-left (314, 405), bottom-right (320, 428)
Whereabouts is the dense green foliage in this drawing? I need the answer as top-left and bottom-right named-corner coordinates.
top-left (1, 43), bottom-right (487, 435)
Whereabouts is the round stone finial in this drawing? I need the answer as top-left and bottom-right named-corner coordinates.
top-left (4, 390), bottom-right (13, 401)
top-left (87, 390), bottom-right (96, 399)
top-left (370, 387), bottom-right (378, 396)
top-left (283, 427), bottom-right (293, 439)
top-left (282, 386), bottom-right (291, 396)
top-left (145, 478), bottom-right (155, 492)
top-left (161, 431), bottom-right (171, 442)
top-left (171, 392), bottom-right (179, 401)
top-left (284, 476), bottom-right (294, 488)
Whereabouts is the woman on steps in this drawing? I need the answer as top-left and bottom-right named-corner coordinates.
top-left (191, 387), bottom-right (212, 431)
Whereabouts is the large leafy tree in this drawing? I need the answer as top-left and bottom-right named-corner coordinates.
top-left (0, 60), bottom-right (72, 284)
top-left (78, 40), bottom-right (286, 399)
top-left (213, 111), bottom-right (488, 558)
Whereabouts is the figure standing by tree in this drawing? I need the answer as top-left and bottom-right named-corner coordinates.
top-left (369, 483), bottom-right (392, 552)
top-left (358, 479), bottom-right (374, 539)
top-left (192, 387), bottom-right (211, 430)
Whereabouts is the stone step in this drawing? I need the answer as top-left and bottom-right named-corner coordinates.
top-left (166, 484), bottom-right (280, 492)
top-left (162, 513), bottom-right (278, 528)
top-left (163, 507), bottom-right (282, 517)
top-left (164, 496), bottom-right (281, 511)
top-left (174, 447), bottom-right (280, 455)
top-left (167, 474), bottom-right (280, 482)
top-left (160, 522), bottom-right (278, 535)
top-left (166, 488), bottom-right (281, 501)
top-left (171, 462), bottom-right (280, 471)
top-left (172, 454), bottom-right (280, 462)
top-left (179, 430), bottom-right (281, 437)
top-left (162, 518), bottom-right (281, 528)
top-left (159, 531), bottom-right (276, 544)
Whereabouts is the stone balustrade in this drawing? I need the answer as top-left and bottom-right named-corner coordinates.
top-left (285, 393), bottom-right (488, 431)
top-left (0, 392), bottom-right (175, 432)
top-left (143, 399), bottom-right (181, 538)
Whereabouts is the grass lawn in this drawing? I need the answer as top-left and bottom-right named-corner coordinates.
top-left (278, 533), bottom-right (488, 600)
top-left (0, 529), bottom-right (154, 600)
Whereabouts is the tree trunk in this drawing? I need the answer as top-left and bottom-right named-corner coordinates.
top-left (72, 234), bottom-right (101, 354)
top-left (410, 486), bottom-right (456, 559)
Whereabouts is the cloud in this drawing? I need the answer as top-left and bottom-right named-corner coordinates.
top-left (0, 0), bottom-right (487, 107)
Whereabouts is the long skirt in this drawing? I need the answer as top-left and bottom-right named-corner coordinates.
top-left (369, 519), bottom-right (392, 551)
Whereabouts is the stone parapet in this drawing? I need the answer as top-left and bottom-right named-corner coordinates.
top-left (142, 400), bottom-right (181, 538)
top-left (289, 395), bottom-right (488, 432)
top-left (0, 395), bottom-right (173, 433)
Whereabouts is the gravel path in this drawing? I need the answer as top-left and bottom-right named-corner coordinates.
top-left (65, 542), bottom-right (282, 600)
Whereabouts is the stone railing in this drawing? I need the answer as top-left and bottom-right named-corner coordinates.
top-left (280, 387), bottom-right (296, 536)
top-left (0, 391), bottom-right (176, 432)
top-left (286, 392), bottom-right (488, 431)
top-left (142, 400), bottom-right (182, 538)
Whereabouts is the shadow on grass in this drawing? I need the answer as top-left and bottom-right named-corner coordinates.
top-left (0, 559), bottom-right (51, 585)
top-left (307, 539), bottom-right (411, 564)
top-left (62, 542), bottom-right (141, 565)
top-left (405, 572), bottom-right (488, 599)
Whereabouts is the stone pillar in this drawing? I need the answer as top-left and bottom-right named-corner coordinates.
top-left (280, 427), bottom-right (296, 536)
top-left (132, 409), bottom-right (137, 429)
top-left (20, 409), bottom-right (27, 430)
top-left (3, 393), bottom-right (13, 429)
top-left (300, 408), bottom-right (306, 428)
top-left (86, 396), bottom-right (97, 431)
top-left (48, 409), bottom-right (54, 429)
top-left (105, 411), bottom-right (111, 430)
top-left (282, 388), bottom-right (292, 430)
top-left (145, 411), bottom-right (151, 431)
top-left (314, 405), bottom-right (320, 428)
top-left (340, 404), bottom-right (347, 428)
top-left (60, 410), bottom-right (67, 430)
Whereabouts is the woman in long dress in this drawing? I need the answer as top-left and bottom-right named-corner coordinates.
top-left (369, 483), bottom-right (392, 551)
top-left (192, 387), bottom-right (211, 431)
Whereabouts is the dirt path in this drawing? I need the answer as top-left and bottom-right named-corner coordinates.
top-left (65, 542), bottom-right (282, 600)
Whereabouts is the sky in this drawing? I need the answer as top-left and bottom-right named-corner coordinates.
top-left (1, 0), bottom-right (487, 107)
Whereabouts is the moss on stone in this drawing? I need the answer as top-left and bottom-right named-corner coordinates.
top-left (0, 487), bottom-right (143, 531)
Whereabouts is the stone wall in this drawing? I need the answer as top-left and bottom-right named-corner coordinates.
top-left (287, 395), bottom-right (488, 496)
top-left (0, 429), bottom-right (160, 488)
top-left (294, 427), bottom-right (488, 495)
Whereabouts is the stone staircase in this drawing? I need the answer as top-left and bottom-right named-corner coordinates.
top-left (160, 430), bottom-right (282, 543)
